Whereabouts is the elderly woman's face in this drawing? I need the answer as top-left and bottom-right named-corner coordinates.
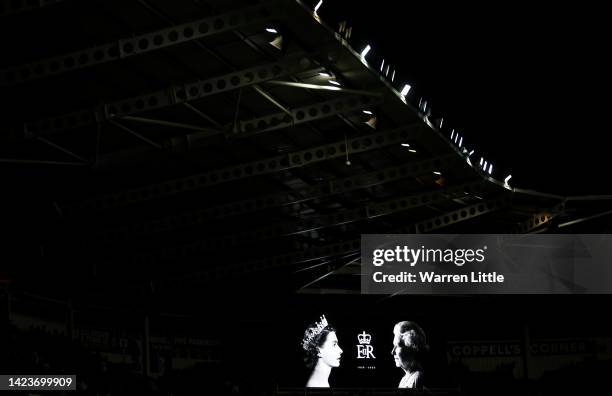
top-left (318, 331), bottom-right (343, 368)
top-left (391, 330), bottom-right (414, 370)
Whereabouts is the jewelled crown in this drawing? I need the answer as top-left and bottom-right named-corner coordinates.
top-left (302, 315), bottom-right (329, 351)
top-left (358, 331), bottom-right (371, 344)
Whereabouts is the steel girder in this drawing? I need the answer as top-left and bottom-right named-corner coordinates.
top-left (234, 94), bottom-right (384, 138)
top-left (155, 196), bottom-right (512, 283)
top-left (126, 181), bottom-right (486, 256)
top-left (64, 123), bottom-right (427, 212)
top-left (97, 154), bottom-right (461, 238)
top-left (512, 202), bottom-right (566, 233)
top-left (149, 239), bottom-right (362, 284)
top-left (24, 54), bottom-right (319, 137)
top-left (414, 195), bottom-right (513, 233)
top-left (0, 0), bottom-right (66, 17)
top-left (1, 1), bottom-right (281, 86)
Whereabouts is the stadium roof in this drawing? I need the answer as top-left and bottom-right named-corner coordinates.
top-left (2, 0), bottom-right (612, 301)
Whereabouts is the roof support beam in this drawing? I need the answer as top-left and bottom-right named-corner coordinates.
top-left (118, 181), bottom-right (485, 251)
top-left (234, 94), bottom-right (384, 137)
top-left (0, 158), bottom-right (88, 166)
top-left (95, 154), bottom-right (462, 236)
top-left (152, 239), bottom-right (362, 286)
top-left (512, 202), bottom-right (565, 233)
top-left (264, 80), bottom-right (382, 97)
top-left (64, 123), bottom-right (425, 212)
top-left (558, 208), bottom-right (612, 229)
top-left (298, 255), bottom-right (360, 291)
top-left (107, 119), bottom-right (162, 150)
top-left (252, 85), bottom-right (292, 116)
top-left (150, 198), bottom-right (512, 284)
top-left (0, 0), bottom-right (66, 17)
top-left (414, 195), bottom-right (513, 233)
top-left (24, 53), bottom-right (316, 137)
top-left (120, 115), bottom-right (222, 135)
top-left (1, 1), bottom-right (281, 86)
top-left (37, 137), bottom-right (89, 164)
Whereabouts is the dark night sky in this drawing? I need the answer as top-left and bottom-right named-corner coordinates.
top-left (315, 1), bottom-right (612, 195)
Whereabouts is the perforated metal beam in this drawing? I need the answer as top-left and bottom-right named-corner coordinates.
top-left (64, 123), bottom-right (427, 212)
top-left (1, 1), bottom-right (281, 86)
top-left (0, 158), bottom-right (88, 166)
top-left (152, 198), bottom-right (513, 283)
top-left (0, 0), bottom-right (65, 17)
top-left (512, 202), bottom-right (565, 233)
top-left (414, 195), bottom-right (513, 233)
top-left (234, 94), bottom-right (384, 137)
top-left (151, 239), bottom-right (363, 285)
top-left (99, 154), bottom-right (461, 237)
top-left (125, 181), bottom-right (485, 253)
top-left (24, 54), bottom-right (318, 137)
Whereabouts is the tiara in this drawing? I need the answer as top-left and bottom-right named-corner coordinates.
top-left (302, 315), bottom-right (329, 351)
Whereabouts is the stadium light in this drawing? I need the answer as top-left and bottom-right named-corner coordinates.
top-left (314, 0), bottom-right (323, 14)
top-left (360, 45), bottom-right (371, 59)
top-left (365, 116), bottom-right (377, 129)
top-left (269, 35), bottom-right (283, 50)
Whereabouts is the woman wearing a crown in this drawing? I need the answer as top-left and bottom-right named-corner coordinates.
top-left (302, 315), bottom-right (343, 387)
